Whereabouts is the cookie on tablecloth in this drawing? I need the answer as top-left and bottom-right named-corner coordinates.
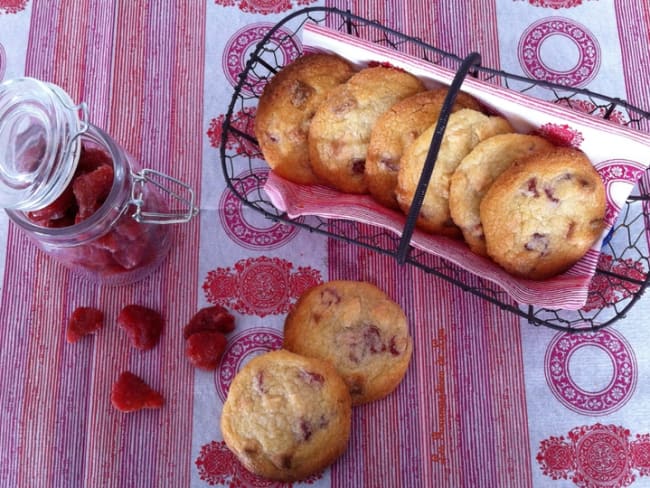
top-left (449, 133), bottom-right (554, 256)
top-left (221, 349), bottom-right (351, 482)
top-left (308, 66), bottom-right (425, 193)
top-left (480, 147), bottom-right (606, 280)
top-left (365, 89), bottom-right (482, 210)
top-left (255, 53), bottom-right (356, 185)
top-left (283, 280), bottom-right (413, 405)
top-left (396, 108), bottom-right (513, 236)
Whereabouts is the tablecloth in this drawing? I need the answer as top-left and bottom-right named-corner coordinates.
top-left (1, 1), bottom-right (650, 487)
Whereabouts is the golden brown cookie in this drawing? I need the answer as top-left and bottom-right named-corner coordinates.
top-left (449, 134), bottom-right (554, 255)
top-left (396, 108), bottom-right (513, 236)
top-left (308, 66), bottom-right (425, 193)
top-left (221, 349), bottom-right (352, 482)
top-left (283, 280), bottom-right (413, 405)
top-left (255, 53), bottom-right (356, 185)
top-left (480, 147), bottom-right (606, 280)
top-left (364, 89), bottom-right (482, 210)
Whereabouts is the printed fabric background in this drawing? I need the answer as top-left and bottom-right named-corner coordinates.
top-left (0, 1), bottom-right (650, 487)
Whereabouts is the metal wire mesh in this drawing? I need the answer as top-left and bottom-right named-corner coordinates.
top-left (219, 7), bottom-right (650, 332)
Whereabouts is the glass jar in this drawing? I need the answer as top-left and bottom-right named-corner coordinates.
top-left (0, 77), bottom-right (197, 285)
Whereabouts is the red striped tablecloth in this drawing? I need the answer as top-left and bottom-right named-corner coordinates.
top-left (1, 1), bottom-right (650, 487)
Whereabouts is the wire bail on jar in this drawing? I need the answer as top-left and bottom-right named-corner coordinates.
top-left (129, 169), bottom-right (199, 224)
top-left (62, 100), bottom-right (89, 166)
top-left (53, 91), bottom-right (89, 133)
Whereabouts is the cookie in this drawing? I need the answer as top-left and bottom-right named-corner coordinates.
top-left (480, 147), bottom-right (606, 280)
top-left (283, 280), bottom-right (413, 405)
top-left (221, 349), bottom-right (352, 482)
top-left (365, 89), bottom-right (482, 210)
top-left (396, 108), bottom-right (513, 236)
top-left (255, 53), bottom-right (356, 185)
top-left (449, 134), bottom-right (554, 255)
top-left (308, 66), bottom-right (425, 193)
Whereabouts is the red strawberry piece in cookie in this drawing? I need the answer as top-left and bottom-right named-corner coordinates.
top-left (185, 331), bottom-right (228, 370)
top-left (182, 305), bottom-right (235, 340)
top-left (66, 306), bottom-right (104, 343)
top-left (117, 304), bottom-right (164, 351)
top-left (110, 371), bottom-right (164, 412)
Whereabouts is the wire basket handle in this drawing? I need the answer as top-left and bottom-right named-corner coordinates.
top-left (396, 52), bottom-right (483, 264)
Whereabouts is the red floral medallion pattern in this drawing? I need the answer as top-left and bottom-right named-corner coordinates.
top-left (214, 0), bottom-right (317, 15)
top-left (538, 424), bottom-right (650, 488)
top-left (584, 254), bottom-right (646, 312)
top-left (219, 167), bottom-right (301, 250)
top-left (222, 23), bottom-right (301, 96)
top-left (594, 160), bottom-right (646, 227)
top-left (202, 256), bottom-right (322, 317)
top-left (518, 17), bottom-right (601, 87)
top-left (538, 435), bottom-right (576, 480)
top-left (0, 0), bottom-right (27, 14)
top-left (207, 107), bottom-right (259, 159)
top-left (195, 440), bottom-right (323, 486)
top-left (535, 122), bottom-right (584, 147)
top-left (631, 434), bottom-right (650, 477)
top-left (515, 0), bottom-right (597, 8)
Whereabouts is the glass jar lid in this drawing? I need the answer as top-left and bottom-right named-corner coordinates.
top-left (0, 77), bottom-right (86, 210)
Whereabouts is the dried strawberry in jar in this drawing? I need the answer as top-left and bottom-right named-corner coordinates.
top-left (0, 77), bottom-right (197, 285)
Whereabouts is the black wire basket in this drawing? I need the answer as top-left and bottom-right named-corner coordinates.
top-left (220, 7), bottom-right (650, 332)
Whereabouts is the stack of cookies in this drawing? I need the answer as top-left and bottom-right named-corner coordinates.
top-left (220, 280), bottom-right (413, 482)
top-left (255, 53), bottom-right (607, 280)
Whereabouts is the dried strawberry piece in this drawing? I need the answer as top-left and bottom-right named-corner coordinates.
top-left (110, 371), bottom-right (164, 412)
top-left (77, 147), bottom-right (112, 174)
top-left (27, 185), bottom-right (76, 224)
top-left (41, 214), bottom-right (77, 228)
top-left (185, 331), bottom-right (228, 370)
top-left (73, 164), bottom-right (114, 221)
top-left (110, 238), bottom-right (149, 270)
top-left (70, 243), bottom-right (121, 274)
top-left (367, 60), bottom-right (404, 72)
top-left (66, 306), bottom-right (104, 343)
top-left (117, 304), bottom-right (164, 351)
top-left (92, 218), bottom-right (152, 271)
top-left (182, 306), bottom-right (235, 340)
top-left (113, 216), bottom-right (143, 242)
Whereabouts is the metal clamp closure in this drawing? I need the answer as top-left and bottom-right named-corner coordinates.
top-left (129, 169), bottom-right (199, 224)
top-left (61, 101), bottom-right (89, 165)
